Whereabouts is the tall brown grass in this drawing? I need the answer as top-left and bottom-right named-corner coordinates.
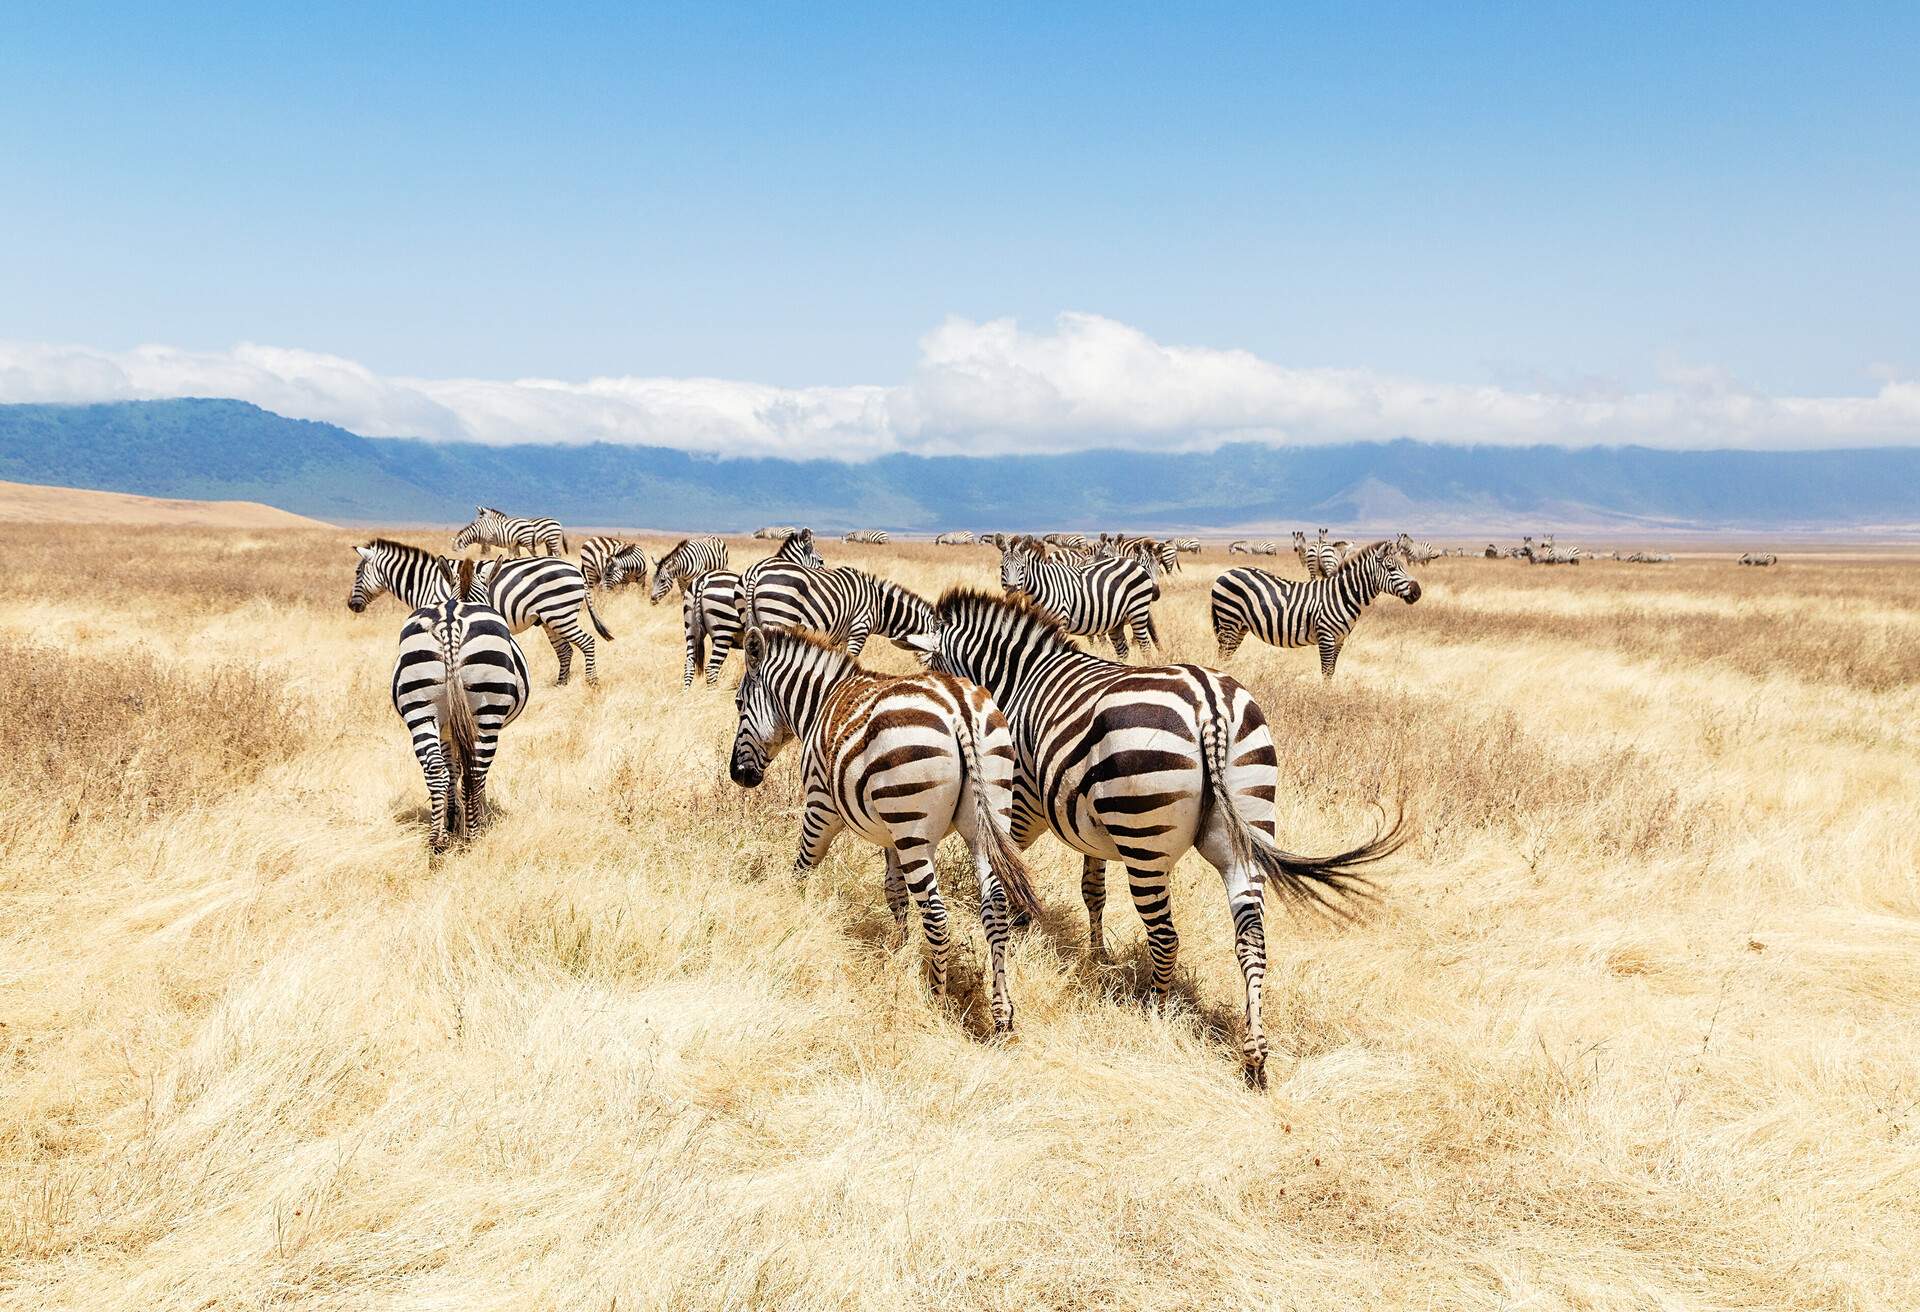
top-left (3, 525), bottom-right (1917, 1309)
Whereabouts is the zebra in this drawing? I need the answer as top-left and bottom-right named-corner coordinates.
top-left (389, 559), bottom-right (530, 852)
top-left (1485, 543), bottom-right (1500, 559)
top-left (935, 531), bottom-right (977, 546)
top-left (753, 525), bottom-right (801, 540)
top-left (1172, 537), bottom-right (1202, 555)
top-left (741, 563), bottom-right (935, 658)
top-left (901, 589), bottom-right (1404, 1084)
top-left (648, 535), bottom-right (730, 605)
top-left (1210, 540), bottom-right (1423, 678)
top-left (681, 569), bottom-right (742, 687)
top-left (579, 536), bottom-right (648, 590)
top-left (451, 506), bottom-right (566, 557)
top-left (1625, 551), bottom-right (1674, 563)
top-left (1229, 539), bottom-right (1278, 555)
top-left (1739, 552), bottom-right (1778, 566)
top-left (1097, 534), bottom-right (1181, 577)
top-left (740, 527), bottom-right (825, 603)
top-left (729, 626), bottom-right (1039, 1032)
top-left (350, 539), bottom-right (613, 685)
top-left (1043, 532), bottom-right (1090, 549)
top-left (843, 529), bottom-right (891, 544)
top-left (998, 542), bottom-right (1159, 658)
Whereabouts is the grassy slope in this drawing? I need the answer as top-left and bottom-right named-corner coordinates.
top-left (2, 530), bottom-right (1917, 1309)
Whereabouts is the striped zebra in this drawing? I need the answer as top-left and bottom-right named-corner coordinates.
top-left (1210, 541), bottom-right (1422, 678)
top-left (741, 527), bottom-right (825, 600)
top-left (1097, 534), bottom-right (1180, 577)
top-left (349, 539), bottom-right (613, 685)
top-left (935, 531), bottom-right (976, 546)
top-left (451, 506), bottom-right (566, 557)
top-left (1173, 537), bottom-right (1201, 554)
top-left (729, 627), bottom-right (1039, 1031)
top-left (843, 529), bottom-right (891, 544)
top-left (741, 564), bottom-right (935, 658)
top-left (648, 535), bottom-right (730, 605)
top-left (1739, 552), bottom-right (1778, 566)
top-left (1043, 532), bottom-right (1090, 549)
top-left (1625, 551), bottom-right (1674, 563)
top-left (1229, 539), bottom-right (1278, 555)
top-left (902, 590), bottom-right (1404, 1084)
top-left (579, 536), bottom-right (648, 590)
top-left (390, 559), bottom-right (530, 852)
top-left (681, 569), bottom-right (742, 687)
top-left (998, 543), bottom-right (1159, 658)
top-left (753, 525), bottom-right (801, 540)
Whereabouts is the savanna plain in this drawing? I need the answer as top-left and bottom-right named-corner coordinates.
top-left (3, 524), bottom-right (1918, 1310)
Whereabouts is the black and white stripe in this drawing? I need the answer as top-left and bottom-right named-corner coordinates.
top-left (350, 538), bottom-right (614, 685)
top-left (1738, 552), bottom-right (1778, 566)
top-left (1210, 540), bottom-right (1422, 678)
top-left (904, 590), bottom-right (1404, 1083)
top-left (935, 531), bottom-right (977, 546)
top-left (843, 529), bottom-right (891, 544)
top-left (998, 543), bottom-right (1159, 658)
top-left (680, 569), bottom-right (742, 687)
top-left (729, 627), bottom-right (1039, 1031)
top-left (741, 564), bottom-right (935, 658)
top-left (579, 536), bottom-right (649, 590)
top-left (648, 535), bottom-right (730, 605)
top-left (451, 505), bottom-right (567, 557)
top-left (1230, 539), bottom-right (1278, 555)
top-left (739, 527), bottom-right (826, 600)
top-left (390, 561), bottom-right (530, 852)
top-left (1172, 537), bottom-right (1202, 555)
top-left (753, 525), bottom-right (801, 540)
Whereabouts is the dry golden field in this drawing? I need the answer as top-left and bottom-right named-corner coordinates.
top-left (3, 524), bottom-right (1918, 1310)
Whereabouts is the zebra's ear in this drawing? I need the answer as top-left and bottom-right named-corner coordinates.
top-left (353, 545), bottom-right (373, 561)
top-left (901, 632), bottom-right (941, 656)
top-left (742, 626), bottom-right (768, 668)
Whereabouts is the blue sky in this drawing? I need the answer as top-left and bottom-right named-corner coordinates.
top-left (2, 3), bottom-right (1917, 454)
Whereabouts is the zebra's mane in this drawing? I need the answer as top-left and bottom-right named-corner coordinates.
top-left (1335, 540), bottom-right (1401, 571)
top-left (661, 537), bottom-right (692, 557)
top-left (364, 536), bottom-right (441, 563)
top-left (933, 587), bottom-right (1077, 652)
top-left (754, 624), bottom-right (862, 675)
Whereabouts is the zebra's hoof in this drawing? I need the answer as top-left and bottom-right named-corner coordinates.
top-left (1244, 1061), bottom-right (1268, 1090)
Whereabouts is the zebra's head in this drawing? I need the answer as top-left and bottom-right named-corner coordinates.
top-left (788, 528), bottom-right (824, 568)
top-left (348, 544), bottom-right (389, 613)
top-left (998, 546), bottom-right (1032, 594)
top-left (729, 627), bottom-right (795, 788)
top-left (1373, 544), bottom-right (1423, 604)
top-left (605, 548), bottom-right (648, 587)
top-left (450, 523), bottom-right (479, 553)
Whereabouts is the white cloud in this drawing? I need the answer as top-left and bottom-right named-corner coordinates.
top-left (3, 314), bottom-right (1917, 457)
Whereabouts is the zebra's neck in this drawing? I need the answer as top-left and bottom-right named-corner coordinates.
top-left (766, 647), bottom-right (859, 742)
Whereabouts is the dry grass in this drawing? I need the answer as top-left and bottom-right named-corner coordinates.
top-left (3, 525), bottom-right (1918, 1310)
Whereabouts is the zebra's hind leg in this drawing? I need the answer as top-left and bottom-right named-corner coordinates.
top-left (413, 731), bottom-right (455, 852)
top-left (955, 817), bottom-right (1017, 1034)
top-left (463, 721), bottom-right (503, 835)
top-left (1131, 611), bottom-right (1157, 656)
top-left (704, 630), bottom-right (734, 686)
top-left (883, 849), bottom-right (910, 949)
top-left (1125, 864), bottom-right (1179, 1006)
top-left (1108, 625), bottom-right (1130, 659)
top-left (683, 624), bottom-right (703, 688)
top-left (1081, 856), bottom-right (1107, 957)
top-left (543, 624), bottom-right (574, 686)
top-left (897, 850), bottom-right (951, 999)
top-left (1197, 824), bottom-right (1272, 1087)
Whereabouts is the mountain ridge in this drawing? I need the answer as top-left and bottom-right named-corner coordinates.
top-left (2, 398), bottom-right (1915, 533)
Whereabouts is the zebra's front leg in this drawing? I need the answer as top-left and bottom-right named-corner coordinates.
top-left (791, 794), bottom-right (844, 878)
top-left (544, 625), bottom-right (573, 686)
top-left (1081, 855), bottom-right (1108, 957)
top-left (1317, 630), bottom-right (1344, 680)
top-left (883, 849), bottom-right (910, 949)
top-left (1126, 864), bottom-right (1179, 1006)
top-left (845, 614), bottom-right (872, 659)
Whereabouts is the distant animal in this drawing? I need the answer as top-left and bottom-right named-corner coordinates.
top-left (579, 536), bottom-right (648, 590)
top-left (1210, 540), bottom-right (1423, 678)
top-left (903, 590), bottom-right (1404, 1085)
top-left (753, 525), bottom-right (801, 541)
top-left (1097, 533), bottom-right (1179, 577)
top-left (350, 539), bottom-right (613, 685)
top-left (935, 531), bottom-right (977, 546)
top-left (728, 626), bottom-right (1039, 1032)
top-left (1043, 532), bottom-right (1091, 549)
top-left (649, 536), bottom-right (730, 605)
top-left (1624, 551), bottom-right (1674, 564)
top-left (451, 506), bottom-right (566, 557)
top-left (843, 529), bottom-right (891, 544)
top-left (1739, 552), bottom-right (1778, 566)
top-left (742, 563), bottom-right (936, 658)
top-left (389, 558), bottom-right (530, 852)
top-left (680, 569), bottom-right (742, 687)
top-left (740, 528), bottom-right (826, 613)
top-left (998, 542), bottom-right (1160, 658)
top-left (1172, 537), bottom-right (1202, 554)
top-left (1229, 539), bottom-right (1278, 555)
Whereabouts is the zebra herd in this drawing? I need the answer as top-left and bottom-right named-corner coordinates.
top-left (347, 508), bottom-right (1784, 1076)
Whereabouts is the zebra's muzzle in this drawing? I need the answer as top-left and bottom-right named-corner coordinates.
top-left (1402, 581), bottom-right (1422, 603)
top-left (729, 756), bottom-right (765, 788)
top-left (347, 598), bottom-right (366, 613)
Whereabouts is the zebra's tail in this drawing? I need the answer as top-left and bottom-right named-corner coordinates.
top-left (1199, 694), bottom-right (1404, 920)
top-left (438, 592), bottom-right (480, 834)
top-left (584, 591), bottom-right (614, 642)
top-left (955, 697), bottom-right (1039, 919)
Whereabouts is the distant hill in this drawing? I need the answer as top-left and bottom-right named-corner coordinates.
top-left (3, 398), bottom-right (1916, 532)
top-left (0, 478), bottom-right (331, 529)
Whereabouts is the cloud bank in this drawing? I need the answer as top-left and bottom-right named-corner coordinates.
top-left (4, 313), bottom-right (1916, 457)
